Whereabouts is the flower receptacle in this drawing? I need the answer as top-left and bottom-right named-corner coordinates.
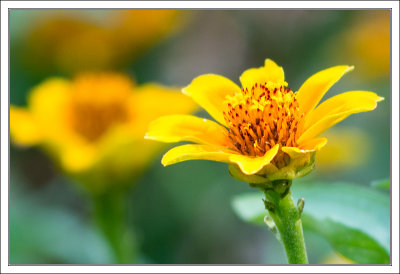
top-left (228, 150), bottom-right (316, 188)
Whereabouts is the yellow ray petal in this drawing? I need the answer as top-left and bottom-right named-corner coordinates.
top-left (303, 91), bottom-right (384, 129)
top-left (28, 78), bottom-right (72, 140)
top-left (282, 138), bottom-right (327, 159)
top-left (239, 59), bottom-right (286, 90)
top-left (145, 114), bottom-right (230, 146)
top-left (299, 137), bottom-right (328, 151)
top-left (162, 143), bottom-right (280, 176)
top-left (281, 146), bottom-right (306, 159)
top-left (133, 83), bottom-right (198, 133)
top-left (59, 144), bottom-right (97, 173)
top-left (297, 92), bottom-right (382, 143)
top-left (182, 74), bottom-right (241, 126)
top-left (10, 106), bottom-right (43, 146)
top-left (229, 144), bottom-right (280, 175)
top-left (161, 144), bottom-right (235, 166)
top-left (296, 65), bottom-right (354, 115)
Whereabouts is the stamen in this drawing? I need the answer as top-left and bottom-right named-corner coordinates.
top-left (223, 83), bottom-right (304, 160)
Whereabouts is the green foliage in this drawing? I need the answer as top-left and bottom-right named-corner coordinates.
top-left (10, 198), bottom-right (115, 264)
top-left (231, 181), bottom-right (390, 264)
top-left (371, 179), bottom-right (390, 190)
top-left (232, 192), bottom-right (265, 225)
top-left (302, 215), bottom-right (389, 264)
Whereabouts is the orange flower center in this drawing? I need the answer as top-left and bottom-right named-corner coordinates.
top-left (67, 73), bottom-right (133, 142)
top-left (223, 83), bottom-right (305, 158)
top-left (70, 102), bottom-right (128, 142)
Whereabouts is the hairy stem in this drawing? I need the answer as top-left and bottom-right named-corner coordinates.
top-left (263, 184), bottom-right (308, 264)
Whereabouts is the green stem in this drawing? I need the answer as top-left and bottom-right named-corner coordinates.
top-left (93, 190), bottom-right (136, 264)
top-left (263, 182), bottom-right (308, 264)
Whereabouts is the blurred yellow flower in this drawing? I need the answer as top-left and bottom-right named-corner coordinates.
top-left (337, 11), bottom-right (390, 79)
top-left (110, 10), bottom-right (183, 58)
top-left (316, 127), bottom-right (371, 171)
top-left (145, 59), bottom-right (382, 181)
top-left (10, 73), bottom-right (196, 192)
top-left (22, 10), bottom-right (182, 75)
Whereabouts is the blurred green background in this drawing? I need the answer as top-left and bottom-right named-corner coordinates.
top-left (10, 10), bottom-right (390, 264)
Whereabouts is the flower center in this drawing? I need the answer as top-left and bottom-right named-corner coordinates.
top-left (68, 74), bottom-right (132, 142)
top-left (223, 83), bottom-right (304, 157)
top-left (70, 101), bottom-right (128, 142)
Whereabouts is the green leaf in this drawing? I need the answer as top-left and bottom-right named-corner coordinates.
top-left (292, 182), bottom-right (390, 254)
top-left (231, 192), bottom-right (265, 225)
top-left (302, 215), bottom-right (389, 264)
top-left (10, 198), bottom-right (115, 264)
top-left (231, 181), bottom-right (390, 264)
top-left (371, 179), bottom-right (390, 190)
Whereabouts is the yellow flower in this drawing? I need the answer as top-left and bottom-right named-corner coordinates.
top-left (20, 10), bottom-right (182, 75)
top-left (341, 11), bottom-right (390, 79)
top-left (316, 127), bottom-right (371, 171)
top-left (10, 73), bottom-right (196, 192)
top-left (145, 59), bottom-right (383, 181)
top-left (109, 10), bottom-right (183, 57)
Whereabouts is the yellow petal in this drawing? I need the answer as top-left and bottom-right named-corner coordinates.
top-left (59, 144), bottom-right (97, 173)
top-left (162, 144), bottom-right (235, 166)
top-left (133, 83), bottom-right (198, 133)
top-left (145, 114), bottom-right (230, 146)
top-left (239, 59), bottom-right (286, 90)
top-left (162, 143), bottom-right (280, 176)
top-left (229, 144), bottom-right (280, 175)
top-left (28, 78), bottom-right (72, 140)
top-left (10, 106), bottom-right (43, 146)
top-left (182, 74), bottom-right (241, 126)
top-left (299, 137), bottom-right (328, 151)
top-left (296, 65), bottom-right (354, 115)
top-left (281, 146), bottom-right (306, 159)
top-left (297, 92), bottom-right (382, 144)
top-left (281, 138), bottom-right (327, 158)
top-left (303, 91), bottom-right (384, 129)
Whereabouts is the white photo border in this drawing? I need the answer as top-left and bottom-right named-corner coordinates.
top-left (1, 1), bottom-right (399, 273)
